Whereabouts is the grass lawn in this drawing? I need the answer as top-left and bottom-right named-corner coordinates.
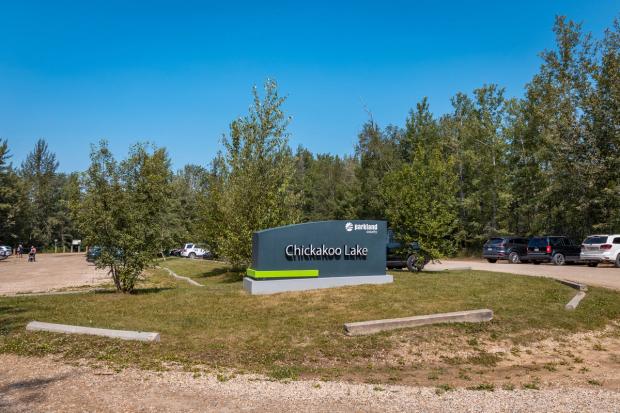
top-left (1, 257), bottom-right (619, 386)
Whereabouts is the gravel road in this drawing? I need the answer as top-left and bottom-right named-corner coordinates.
top-left (425, 259), bottom-right (620, 290)
top-left (0, 254), bottom-right (109, 295)
top-left (0, 354), bottom-right (618, 412)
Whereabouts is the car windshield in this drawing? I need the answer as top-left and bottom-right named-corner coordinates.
top-left (583, 236), bottom-right (608, 244)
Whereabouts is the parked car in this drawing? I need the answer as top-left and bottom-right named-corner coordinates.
top-left (86, 246), bottom-right (102, 262)
top-left (168, 247), bottom-right (183, 256)
top-left (0, 245), bottom-right (13, 256)
top-left (386, 229), bottom-right (430, 272)
top-left (482, 236), bottom-right (529, 263)
top-left (580, 234), bottom-right (620, 267)
top-left (527, 236), bottom-right (581, 265)
top-left (180, 243), bottom-right (209, 259)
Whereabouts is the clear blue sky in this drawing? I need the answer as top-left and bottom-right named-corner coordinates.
top-left (1, 1), bottom-right (618, 172)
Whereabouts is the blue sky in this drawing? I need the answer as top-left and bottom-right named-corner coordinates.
top-left (1, 1), bottom-right (618, 172)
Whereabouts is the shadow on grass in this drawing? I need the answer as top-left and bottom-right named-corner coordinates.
top-left (93, 287), bottom-right (175, 295)
top-left (195, 267), bottom-right (230, 278)
top-left (0, 305), bottom-right (27, 335)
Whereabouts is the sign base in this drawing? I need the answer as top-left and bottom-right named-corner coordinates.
top-left (243, 274), bottom-right (393, 295)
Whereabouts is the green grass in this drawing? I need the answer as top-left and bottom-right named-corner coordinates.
top-left (1, 258), bottom-right (620, 383)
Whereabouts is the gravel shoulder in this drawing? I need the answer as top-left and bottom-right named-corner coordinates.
top-left (0, 254), bottom-right (109, 295)
top-left (426, 259), bottom-right (620, 290)
top-left (1, 354), bottom-right (619, 413)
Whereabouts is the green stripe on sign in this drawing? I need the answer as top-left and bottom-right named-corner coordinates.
top-left (246, 268), bottom-right (319, 279)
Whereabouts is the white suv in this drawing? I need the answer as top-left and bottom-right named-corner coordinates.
top-left (580, 235), bottom-right (620, 267)
top-left (180, 243), bottom-right (208, 259)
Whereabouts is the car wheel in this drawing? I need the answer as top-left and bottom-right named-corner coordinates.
top-left (189, 252), bottom-right (196, 259)
top-left (587, 262), bottom-right (598, 267)
top-left (508, 252), bottom-right (521, 264)
top-left (615, 254), bottom-right (620, 268)
top-left (552, 253), bottom-right (565, 266)
top-left (486, 258), bottom-right (497, 263)
top-left (532, 261), bottom-right (541, 265)
top-left (406, 254), bottom-right (421, 272)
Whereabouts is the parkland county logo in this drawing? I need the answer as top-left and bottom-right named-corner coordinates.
top-left (345, 222), bottom-right (378, 234)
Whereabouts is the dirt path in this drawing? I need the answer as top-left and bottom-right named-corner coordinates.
top-left (426, 259), bottom-right (620, 290)
top-left (0, 354), bottom-right (618, 412)
top-left (0, 254), bottom-right (109, 295)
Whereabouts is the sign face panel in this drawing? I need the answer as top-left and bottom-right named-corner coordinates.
top-left (247, 220), bottom-right (387, 279)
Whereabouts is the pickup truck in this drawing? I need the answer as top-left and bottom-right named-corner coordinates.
top-left (180, 243), bottom-right (209, 259)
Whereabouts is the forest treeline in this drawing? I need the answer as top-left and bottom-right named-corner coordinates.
top-left (0, 16), bottom-right (618, 267)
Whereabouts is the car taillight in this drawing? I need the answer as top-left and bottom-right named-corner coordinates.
top-left (601, 244), bottom-right (612, 250)
top-left (546, 245), bottom-right (552, 253)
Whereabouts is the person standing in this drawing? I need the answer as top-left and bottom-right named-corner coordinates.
top-left (29, 245), bottom-right (36, 262)
top-left (17, 243), bottom-right (23, 258)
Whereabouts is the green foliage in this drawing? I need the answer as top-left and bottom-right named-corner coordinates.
top-left (209, 80), bottom-right (301, 268)
top-left (76, 141), bottom-right (175, 293)
top-left (383, 144), bottom-right (459, 258)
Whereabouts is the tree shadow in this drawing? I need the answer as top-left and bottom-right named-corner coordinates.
top-left (93, 287), bottom-right (175, 295)
top-left (0, 373), bottom-right (72, 411)
top-left (195, 267), bottom-right (231, 279)
top-left (0, 305), bottom-right (27, 334)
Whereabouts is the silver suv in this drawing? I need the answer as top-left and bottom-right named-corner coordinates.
top-left (580, 235), bottom-right (620, 267)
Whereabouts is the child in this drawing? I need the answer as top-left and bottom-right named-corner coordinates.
top-left (28, 246), bottom-right (36, 262)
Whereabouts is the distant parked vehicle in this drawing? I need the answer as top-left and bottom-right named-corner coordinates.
top-left (201, 250), bottom-right (215, 260)
top-left (169, 247), bottom-right (183, 257)
top-left (86, 246), bottom-right (102, 262)
top-left (580, 234), bottom-right (620, 267)
top-left (180, 243), bottom-right (209, 259)
top-left (482, 236), bottom-right (529, 263)
top-left (527, 236), bottom-right (581, 265)
top-left (0, 245), bottom-right (13, 256)
top-left (386, 229), bottom-right (430, 272)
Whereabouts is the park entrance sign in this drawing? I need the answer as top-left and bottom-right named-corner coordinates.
top-left (244, 220), bottom-right (393, 294)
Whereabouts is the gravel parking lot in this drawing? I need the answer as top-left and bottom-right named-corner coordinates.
top-left (1, 354), bottom-right (618, 413)
top-left (426, 259), bottom-right (620, 290)
top-left (0, 253), bottom-right (109, 295)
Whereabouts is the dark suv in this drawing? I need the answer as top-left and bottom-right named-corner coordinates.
top-left (386, 229), bottom-right (429, 272)
top-left (482, 237), bottom-right (529, 263)
top-left (527, 236), bottom-right (581, 265)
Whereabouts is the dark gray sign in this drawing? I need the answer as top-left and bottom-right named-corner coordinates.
top-left (247, 220), bottom-right (387, 279)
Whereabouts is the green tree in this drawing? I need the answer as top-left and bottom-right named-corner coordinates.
top-left (383, 144), bottom-right (458, 258)
top-left (77, 141), bottom-right (174, 293)
top-left (19, 138), bottom-right (61, 246)
top-left (354, 121), bottom-right (402, 219)
top-left (295, 147), bottom-right (357, 221)
top-left (0, 140), bottom-right (22, 246)
top-left (215, 80), bottom-right (300, 269)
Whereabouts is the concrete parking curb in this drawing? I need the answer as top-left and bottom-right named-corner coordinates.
top-left (565, 291), bottom-right (586, 311)
top-left (344, 309), bottom-right (493, 336)
top-left (26, 321), bottom-right (160, 342)
top-left (423, 266), bottom-right (472, 272)
top-left (159, 266), bottom-right (204, 287)
top-left (558, 279), bottom-right (588, 292)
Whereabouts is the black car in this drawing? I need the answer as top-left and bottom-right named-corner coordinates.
top-left (86, 246), bottom-right (102, 262)
top-left (526, 236), bottom-right (581, 265)
top-left (386, 229), bottom-right (429, 272)
top-left (482, 237), bottom-right (529, 264)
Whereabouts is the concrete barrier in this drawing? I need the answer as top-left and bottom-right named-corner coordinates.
top-left (26, 321), bottom-right (160, 342)
top-left (558, 279), bottom-right (588, 292)
top-left (423, 266), bottom-right (472, 273)
top-left (344, 309), bottom-right (493, 336)
top-left (565, 292), bottom-right (586, 311)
